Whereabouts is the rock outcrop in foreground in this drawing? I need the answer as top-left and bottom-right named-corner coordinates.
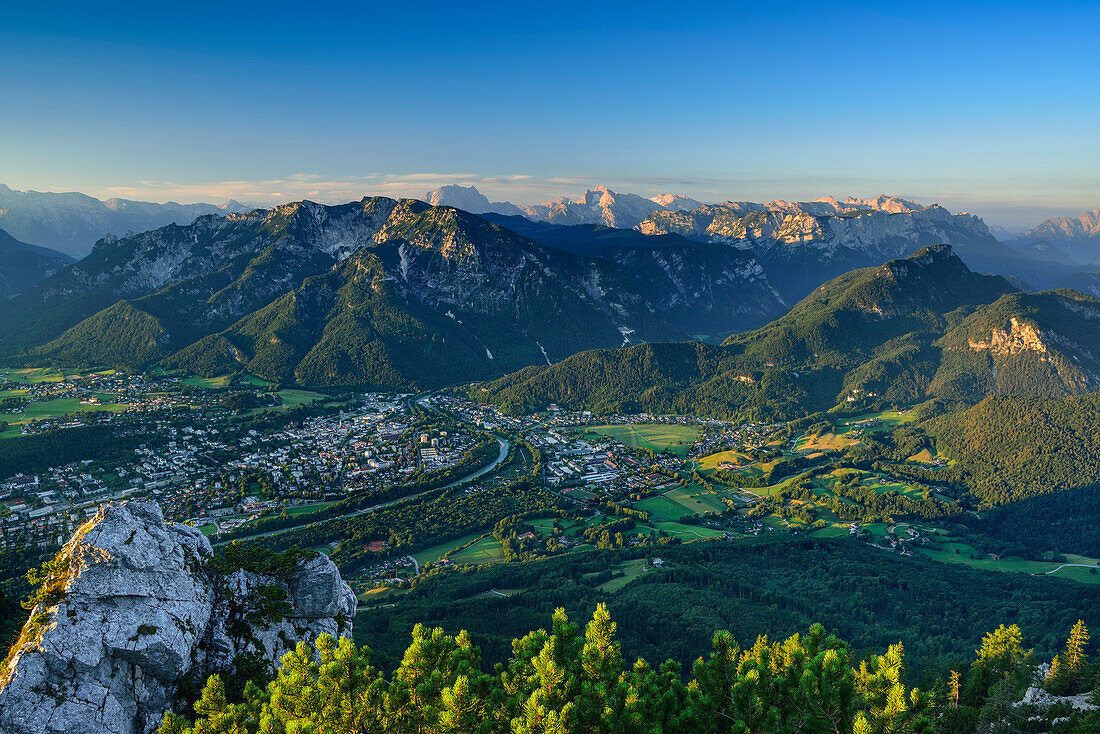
top-left (0, 501), bottom-right (356, 734)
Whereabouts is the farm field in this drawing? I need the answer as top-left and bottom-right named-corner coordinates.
top-left (586, 423), bottom-right (700, 457)
top-left (651, 521), bottom-right (727, 539)
top-left (0, 367), bottom-right (68, 384)
top-left (180, 375), bottom-right (231, 388)
top-left (283, 502), bottom-right (338, 518)
top-left (635, 494), bottom-right (687, 521)
top-left (836, 410), bottom-right (915, 432)
top-left (663, 483), bottom-right (726, 514)
top-left (808, 523), bottom-right (851, 539)
top-left (918, 542), bottom-right (1100, 584)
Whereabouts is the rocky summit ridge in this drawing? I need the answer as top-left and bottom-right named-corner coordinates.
top-left (0, 501), bottom-right (356, 734)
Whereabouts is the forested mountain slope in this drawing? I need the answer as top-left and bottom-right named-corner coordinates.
top-left (474, 246), bottom-right (1100, 418)
top-left (482, 214), bottom-right (787, 338)
top-left (0, 228), bottom-right (72, 298)
top-left (0, 198), bottom-right (687, 389)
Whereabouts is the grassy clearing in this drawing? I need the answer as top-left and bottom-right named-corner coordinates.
top-left (695, 450), bottom-right (753, 472)
top-left (283, 502), bottom-right (338, 518)
top-left (13, 398), bottom-right (128, 423)
top-left (586, 424), bottom-right (700, 458)
top-left (907, 448), bottom-right (936, 463)
top-left (451, 536), bottom-right (505, 565)
top-left (525, 516), bottom-right (567, 533)
top-left (412, 532), bottom-right (485, 566)
top-left (197, 523), bottom-right (219, 536)
top-left (635, 495), bottom-right (687, 521)
top-left (278, 389), bottom-right (328, 407)
top-left (598, 558), bottom-right (651, 592)
top-left (794, 431), bottom-right (859, 454)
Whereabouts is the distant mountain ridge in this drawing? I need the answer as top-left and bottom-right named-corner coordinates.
top-left (429, 186), bottom-right (1076, 297)
top-left (479, 214), bottom-right (787, 339)
top-left (474, 245), bottom-right (1100, 419)
top-left (636, 197), bottom-right (1045, 299)
top-left (0, 228), bottom-right (73, 298)
top-left (0, 184), bottom-right (250, 257)
top-left (425, 184), bottom-right (701, 229)
top-left (1012, 208), bottom-right (1100, 265)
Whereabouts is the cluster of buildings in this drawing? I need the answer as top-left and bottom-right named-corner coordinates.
top-left (0, 386), bottom-right (477, 543)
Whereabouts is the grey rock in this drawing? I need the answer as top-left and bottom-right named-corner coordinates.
top-left (0, 500), bottom-right (355, 734)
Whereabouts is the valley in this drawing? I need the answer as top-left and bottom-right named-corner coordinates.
top-left (2, 359), bottom-right (1099, 690)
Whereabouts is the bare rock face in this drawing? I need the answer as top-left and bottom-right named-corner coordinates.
top-left (0, 501), bottom-right (356, 734)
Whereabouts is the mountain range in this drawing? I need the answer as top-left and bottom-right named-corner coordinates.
top-left (633, 196), bottom-right (1062, 298)
top-left (474, 245), bottom-right (1100, 419)
top-left (0, 228), bottom-right (73, 298)
top-left (430, 186), bottom-right (1084, 297)
top-left (0, 184), bottom-right (249, 257)
top-left (0, 198), bottom-right (725, 389)
top-left (425, 184), bottom-right (701, 228)
top-left (5, 185), bottom-right (1100, 400)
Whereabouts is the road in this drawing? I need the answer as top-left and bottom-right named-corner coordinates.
top-left (1045, 563), bottom-right (1099, 575)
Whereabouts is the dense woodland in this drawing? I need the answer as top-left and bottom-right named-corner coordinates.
top-left (925, 394), bottom-right (1100, 506)
top-left (0, 422), bottom-right (165, 481)
top-left (353, 540), bottom-right (1099, 685)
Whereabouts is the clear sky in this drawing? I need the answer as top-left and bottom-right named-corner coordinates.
top-left (2, 0), bottom-right (1097, 228)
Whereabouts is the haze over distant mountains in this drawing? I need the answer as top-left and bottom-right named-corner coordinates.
top-left (1007, 209), bottom-right (1100, 265)
top-left (0, 228), bottom-right (73, 298)
top-left (0, 184), bottom-right (249, 257)
top-left (425, 184), bottom-right (702, 228)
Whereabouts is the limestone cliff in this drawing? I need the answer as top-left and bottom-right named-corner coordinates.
top-left (0, 501), bottom-right (356, 734)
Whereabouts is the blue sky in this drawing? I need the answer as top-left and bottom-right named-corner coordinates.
top-left (1, 0), bottom-right (1097, 227)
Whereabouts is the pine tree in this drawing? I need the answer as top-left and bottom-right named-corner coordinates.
top-left (1063, 619), bottom-right (1089, 674)
top-left (948, 670), bottom-right (960, 708)
top-left (853, 643), bottom-right (931, 734)
top-left (1045, 654), bottom-right (1061, 686)
top-left (433, 675), bottom-right (489, 734)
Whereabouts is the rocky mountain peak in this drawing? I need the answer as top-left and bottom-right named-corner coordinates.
top-left (422, 185), bottom-right (525, 217)
top-left (0, 500), bottom-right (355, 734)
